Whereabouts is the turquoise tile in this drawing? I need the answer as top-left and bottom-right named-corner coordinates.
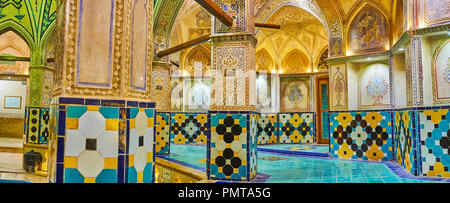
top-left (128, 166), bottom-right (137, 183)
top-left (161, 145), bottom-right (450, 183)
top-left (99, 107), bottom-right (119, 119)
top-left (129, 108), bottom-right (139, 119)
top-left (96, 169), bottom-right (117, 183)
top-left (143, 163), bottom-right (153, 183)
top-left (64, 168), bottom-right (84, 183)
top-left (66, 106), bottom-right (87, 118)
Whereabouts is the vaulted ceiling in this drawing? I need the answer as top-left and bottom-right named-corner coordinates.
top-left (153, 0), bottom-right (397, 59)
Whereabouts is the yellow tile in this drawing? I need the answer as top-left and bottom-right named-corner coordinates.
top-left (129, 155), bottom-right (134, 167)
top-left (84, 177), bottom-right (96, 183)
top-left (218, 167), bottom-right (222, 173)
top-left (242, 160), bottom-right (247, 165)
top-left (218, 151), bottom-right (223, 156)
top-left (219, 120), bottom-right (223, 124)
top-left (106, 119), bottom-right (119, 131)
top-left (66, 118), bottom-right (79, 130)
top-left (130, 119), bottom-right (136, 129)
top-left (137, 172), bottom-right (143, 183)
top-left (242, 128), bottom-right (247, 133)
top-left (87, 106), bottom-right (99, 111)
top-left (104, 158), bottom-right (117, 169)
top-left (148, 118), bottom-right (154, 128)
top-left (234, 120), bottom-right (240, 124)
top-left (139, 108), bottom-right (145, 112)
top-left (443, 172), bottom-right (450, 178)
top-left (226, 143), bottom-right (231, 148)
top-left (147, 152), bottom-right (153, 162)
top-left (64, 157), bottom-right (78, 169)
top-left (234, 168), bottom-right (239, 173)
top-left (234, 152), bottom-right (239, 157)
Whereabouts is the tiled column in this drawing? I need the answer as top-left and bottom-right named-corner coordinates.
top-left (48, 0), bottom-right (155, 183)
top-left (207, 0), bottom-right (258, 182)
top-left (23, 65), bottom-right (53, 174)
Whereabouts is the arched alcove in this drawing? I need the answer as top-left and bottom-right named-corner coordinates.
top-left (347, 5), bottom-right (389, 55)
top-left (316, 47), bottom-right (329, 72)
top-left (256, 49), bottom-right (273, 73)
top-left (0, 30), bottom-right (30, 75)
top-left (359, 63), bottom-right (391, 108)
top-left (183, 45), bottom-right (211, 76)
top-left (281, 49), bottom-right (310, 74)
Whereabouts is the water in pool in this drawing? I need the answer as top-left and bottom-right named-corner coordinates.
top-left (258, 144), bottom-right (329, 154)
top-left (163, 145), bottom-right (448, 183)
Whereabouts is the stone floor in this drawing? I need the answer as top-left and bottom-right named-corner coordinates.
top-left (0, 137), bottom-right (22, 149)
top-left (0, 137), bottom-right (47, 183)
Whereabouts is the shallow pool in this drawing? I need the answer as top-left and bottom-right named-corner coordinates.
top-left (162, 145), bottom-right (449, 183)
top-left (258, 144), bottom-right (329, 155)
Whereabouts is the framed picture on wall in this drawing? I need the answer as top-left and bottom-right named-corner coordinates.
top-left (4, 96), bottom-right (22, 109)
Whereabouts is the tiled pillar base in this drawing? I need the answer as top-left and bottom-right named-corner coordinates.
top-left (23, 106), bottom-right (51, 174)
top-left (170, 113), bottom-right (209, 145)
top-left (48, 97), bottom-right (155, 183)
top-left (155, 112), bottom-right (171, 155)
top-left (257, 114), bottom-right (279, 145)
top-left (207, 111), bottom-right (258, 182)
top-left (393, 110), bottom-right (420, 176)
top-left (278, 113), bottom-right (316, 144)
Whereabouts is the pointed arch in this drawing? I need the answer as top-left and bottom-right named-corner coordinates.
top-left (281, 49), bottom-right (310, 74)
top-left (0, 22), bottom-right (34, 51)
top-left (256, 48), bottom-right (273, 72)
top-left (346, 3), bottom-right (390, 55)
top-left (183, 44), bottom-right (211, 76)
top-left (0, 30), bottom-right (31, 75)
top-left (316, 46), bottom-right (329, 72)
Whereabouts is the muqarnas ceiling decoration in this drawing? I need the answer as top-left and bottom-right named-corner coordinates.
top-left (348, 6), bottom-right (389, 54)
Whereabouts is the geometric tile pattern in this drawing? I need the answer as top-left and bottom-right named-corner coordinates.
top-left (208, 112), bottom-right (257, 182)
top-left (63, 105), bottom-right (119, 183)
top-left (257, 114), bottom-right (278, 145)
top-left (394, 110), bottom-right (418, 175)
top-left (127, 107), bottom-right (154, 183)
top-left (155, 112), bottom-right (170, 155)
top-left (170, 113), bottom-right (208, 145)
top-left (330, 111), bottom-right (393, 161)
top-left (279, 113), bottom-right (315, 144)
top-left (249, 114), bottom-right (258, 180)
top-left (24, 106), bottom-right (50, 145)
top-left (51, 97), bottom-right (155, 183)
top-left (419, 109), bottom-right (450, 178)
